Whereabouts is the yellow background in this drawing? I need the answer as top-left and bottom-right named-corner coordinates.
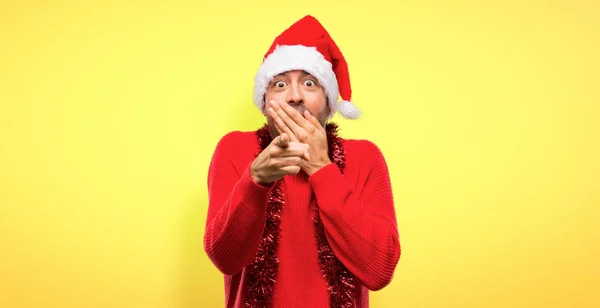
top-left (1, 0), bottom-right (598, 307)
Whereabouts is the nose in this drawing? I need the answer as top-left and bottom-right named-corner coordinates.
top-left (286, 83), bottom-right (303, 105)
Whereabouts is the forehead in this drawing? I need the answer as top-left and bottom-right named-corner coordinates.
top-left (273, 70), bottom-right (314, 78)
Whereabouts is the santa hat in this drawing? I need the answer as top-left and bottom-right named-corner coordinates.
top-left (253, 15), bottom-right (361, 120)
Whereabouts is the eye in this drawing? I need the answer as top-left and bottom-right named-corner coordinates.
top-left (304, 79), bottom-right (317, 87)
top-left (274, 81), bottom-right (286, 88)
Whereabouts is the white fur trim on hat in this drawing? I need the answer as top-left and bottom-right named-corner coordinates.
top-left (254, 44), bottom-right (344, 119)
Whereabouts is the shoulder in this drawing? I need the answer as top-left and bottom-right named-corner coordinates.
top-left (215, 130), bottom-right (257, 148)
top-left (342, 138), bottom-right (383, 155)
top-left (211, 130), bottom-right (259, 161)
top-left (341, 138), bottom-right (387, 165)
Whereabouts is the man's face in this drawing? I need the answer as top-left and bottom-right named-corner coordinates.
top-left (263, 70), bottom-right (330, 137)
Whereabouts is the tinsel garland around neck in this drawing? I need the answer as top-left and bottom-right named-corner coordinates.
top-left (244, 122), bottom-right (356, 308)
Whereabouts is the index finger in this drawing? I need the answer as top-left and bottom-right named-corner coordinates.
top-left (274, 133), bottom-right (290, 147)
top-left (277, 101), bottom-right (314, 131)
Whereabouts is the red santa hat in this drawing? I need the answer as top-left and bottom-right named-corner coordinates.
top-left (253, 15), bottom-right (361, 120)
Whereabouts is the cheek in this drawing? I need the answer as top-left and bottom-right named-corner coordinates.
top-left (304, 94), bottom-right (328, 116)
top-left (265, 91), bottom-right (286, 104)
top-left (263, 92), bottom-right (283, 114)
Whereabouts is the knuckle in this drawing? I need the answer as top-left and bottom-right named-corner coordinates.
top-left (297, 132), bottom-right (307, 141)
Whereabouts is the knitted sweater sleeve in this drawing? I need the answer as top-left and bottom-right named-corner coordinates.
top-left (203, 132), bottom-right (273, 275)
top-left (308, 140), bottom-right (401, 291)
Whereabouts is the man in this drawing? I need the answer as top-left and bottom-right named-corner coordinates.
top-left (204, 15), bottom-right (401, 308)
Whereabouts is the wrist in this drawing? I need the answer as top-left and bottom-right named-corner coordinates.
top-left (250, 164), bottom-right (270, 186)
top-left (305, 157), bottom-right (332, 176)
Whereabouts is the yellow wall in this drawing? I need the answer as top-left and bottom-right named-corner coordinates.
top-left (1, 0), bottom-right (598, 307)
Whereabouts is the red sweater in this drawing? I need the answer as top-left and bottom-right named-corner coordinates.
top-left (204, 129), bottom-right (401, 308)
